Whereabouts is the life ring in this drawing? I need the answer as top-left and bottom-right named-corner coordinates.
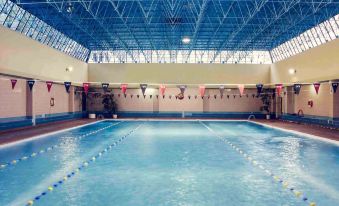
top-left (297, 109), bottom-right (304, 117)
top-left (176, 93), bottom-right (184, 100)
top-left (50, 98), bottom-right (55, 107)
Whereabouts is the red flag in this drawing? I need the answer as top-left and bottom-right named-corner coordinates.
top-left (160, 85), bottom-right (166, 96)
top-left (313, 83), bottom-right (320, 94)
top-left (10, 79), bottom-right (17, 89)
top-left (121, 84), bottom-right (128, 94)
top-left (46, 81), bottom-right (53, 92)
top-left (83, 83), bottom-right (89, 94)
top-left (238, 84), bottom-right (245, 96)
top-left (199, 85), bottom-right (205, 97)
top-left (275, 84), bottom-right (283, 97)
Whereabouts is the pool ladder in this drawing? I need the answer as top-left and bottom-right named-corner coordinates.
top-left (248, 115), bottom-right (256, 120)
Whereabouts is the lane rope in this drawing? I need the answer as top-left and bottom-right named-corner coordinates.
top-left (0, 122), bottom-right (123, 170)
top-left (199, 121), bottom-right (316, 206)
top-left (25, 123), bottom-right (143, 206)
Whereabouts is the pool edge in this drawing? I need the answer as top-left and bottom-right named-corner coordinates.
top-left (250, 120), bottom-right (339, 146)
top-left (0, 120), bottom-right (105, 149)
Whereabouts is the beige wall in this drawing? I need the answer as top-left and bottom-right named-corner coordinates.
top-left (0, 75), bottom-right (27, 118)
top-left (32, 82), bottom-right (70, 116)
top-left (87, 88), bottom-right (262, 113)
top-left (88, 63), bottom-right (270, 85)
top-left (0, 74), bottom-right (82, 118)
top-left (271, 39), bottom-right (339, 84)
top-left (282, 83), bottom-right (339, 118)
top-left (0, 25), bottom-right (88, 82)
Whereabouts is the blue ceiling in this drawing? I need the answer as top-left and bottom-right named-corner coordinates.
top-left (10, 0), bottom-right (339, 53)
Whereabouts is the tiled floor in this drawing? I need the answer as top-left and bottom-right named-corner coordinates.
top-left (0, 119), bottom-right (97, 145)
top-left (253, 119), bottom-right (339, 141)
top-left (0, 119), bottom-right (338, 146)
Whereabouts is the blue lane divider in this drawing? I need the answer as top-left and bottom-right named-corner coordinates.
top-left (199, 121), bottom-right (317, 206)
top-left (0, 122), bottom-right (122, 170)
top-left (25, 123), bottom-right (143, 206)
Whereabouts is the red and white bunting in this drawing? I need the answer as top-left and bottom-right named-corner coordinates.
top-left (275, 84), bottom-right (283, 97)
top-left (10, 79), bottom-right (17, 90)
top-left (121, 84), bottom-right (128, 94)
top-left (238, 84), bottom-right (245, 96)
top-left (83, 83), bottom-right (90, 94)
top-left (46, 81), bottom-right (53, 92)
top-left (313, 83), bottom-right (320, 94)
top-left (199, 85), bottom-right (205, 97)
top-left (160, 85), bottom-right (166, 96)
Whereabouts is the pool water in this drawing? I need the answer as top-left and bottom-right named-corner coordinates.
top-left (0, 121), bottom-right (338, 206)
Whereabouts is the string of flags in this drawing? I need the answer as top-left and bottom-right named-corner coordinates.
top-left (3, 78), bottom-right (339, 97)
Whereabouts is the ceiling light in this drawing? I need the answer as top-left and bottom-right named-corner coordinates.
top-left (182, 37), bottom-right (191, 44)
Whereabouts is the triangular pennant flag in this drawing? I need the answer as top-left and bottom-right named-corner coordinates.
top-left (238, 84), bottom-right (245, 96)
top-left (188, 95), bottom-right (191, 99)
top-left (27, 80), bottom-right (35, 91)
top-left (227, 95), bottom-right (230, 99)
top-left (179, 85), bottom-right (186, 94)
top-left (331, 82), bottom-right (338, 93)
top-left (64, 82), bottom-right (71, 93)
top-left (195, 95), bottom-right (197, 99)
top-left (214, 95), bottom-right (217, 99)
top-left (199, 85), bottom-right (205, 97)
top-left (313, 83), bottom-right (320, 94)
top-left (102, 83), bottom-right (109, 93)
top-left (275, 84), bottom-right (283, 97)
top-left (256, 84), bottom-right (263, 95)
top-left (156, 95), bottom-right (159, 99)
top-left (118, 94), bottom-right (121, 98)
top-left (150, 95), bottom-right (152, 99)
top-left (137, 94), bottom-right (140, 98)
top-left (10, 79), bottom-right (17, 90)
top-left (233, 95), bottom-right (236, 98)
top-left (293, 84), bottom-right (301, 95)
top-left (46, 81), bottom-right (53, 92)
top-left (169, 95), bottom-right (172, 99)
top-left (121, 84), bottom-right (128, 94)
top-left (252, 94), bottom-right (255, 98)
top-left (219, 86), bottom-right (225, 98)
top-left (83, 83), bottom-right (89, 94)
top-left (160, 85), bottom-right (166, 96)
top-left (140, 84), bottom-right (147, 95)
top-left (130, 94), bottom-right (133, 98)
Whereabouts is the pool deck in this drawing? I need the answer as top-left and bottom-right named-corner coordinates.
top-left (0, 119), bottom-right (98, 146)
top-left (0, 118), bottom-right (338, 146)
top-left (252, 119), bottom-right (339, 142)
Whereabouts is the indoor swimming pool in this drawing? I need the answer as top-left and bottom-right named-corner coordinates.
top-left (0, 120), bottom-right (338, 206)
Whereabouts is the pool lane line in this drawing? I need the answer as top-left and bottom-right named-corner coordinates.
top-left (199, 121), bottom-right (317, 206)
top-left (0, 122), bottom-right (123, 170)
top-left (25, 123), bottom-right (143, 206)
